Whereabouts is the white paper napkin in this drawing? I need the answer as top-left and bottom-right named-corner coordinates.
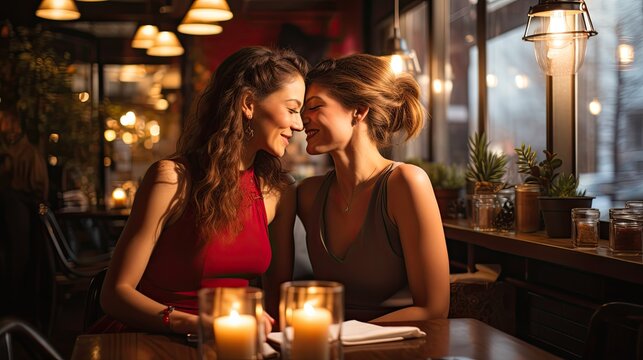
top-left (267, 320), bottom-right (426, 347)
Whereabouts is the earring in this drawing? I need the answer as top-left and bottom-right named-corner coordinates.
top-left (244, 121), bottom-right (254, 139)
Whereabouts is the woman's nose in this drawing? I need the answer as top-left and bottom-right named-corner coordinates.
top-left (292, 113), bottom-right (304, 131)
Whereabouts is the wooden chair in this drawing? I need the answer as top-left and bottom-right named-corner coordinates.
top-left (0, 317), bottom-right (64, 360)
top-left (37, 204), bottom-right (109, 336)
top-left (583, 302), bottom-right (643, 360)
top-left (83, 268), bottom-right (108, 331)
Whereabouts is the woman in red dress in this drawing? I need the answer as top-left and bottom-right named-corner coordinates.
top-left (96, 47), bottom-right (307, 334)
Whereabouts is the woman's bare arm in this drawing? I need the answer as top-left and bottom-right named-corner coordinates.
top-left (100, 160), bottom-right (198, 333)
top-left (372, 164), bottom-right (450, 322)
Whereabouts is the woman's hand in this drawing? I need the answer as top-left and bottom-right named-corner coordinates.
top-left (263, 312), bottom-right (275, 336)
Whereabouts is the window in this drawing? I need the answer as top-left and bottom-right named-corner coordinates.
top-left (577, 0), bottom-right (643, 215)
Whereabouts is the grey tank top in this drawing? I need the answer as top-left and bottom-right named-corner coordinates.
top-left (306, 163), bottom-right (412, 321)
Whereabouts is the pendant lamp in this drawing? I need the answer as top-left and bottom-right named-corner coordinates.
top-left (522, 0), bottom-right (597, 76)
top-left (147, 31), bottom-right (184, 57)
top-left (178, 13), bottom-right (223, 35)
top-left (186, 0), bottom-right (233, 22)
top-left (36, 0), bottom-right (80, 21)
top-left (382, 0), bottom-right (420, 75)
top-left (132, 25), bottom-right (159, 49)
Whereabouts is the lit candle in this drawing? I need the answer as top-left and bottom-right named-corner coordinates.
top-left (291, 302), bottom-right (332, 360)
top-left (112, 187), bottom-right (127, 208)
top-left (213, 309), bottom-right (257, 360)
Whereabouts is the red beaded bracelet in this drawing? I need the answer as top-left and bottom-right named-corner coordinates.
top-left (161, 306), bottom-right (175, 331)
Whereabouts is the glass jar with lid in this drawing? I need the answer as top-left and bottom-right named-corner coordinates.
top-left (609, 208), bottom-right (643, 255)
top-left (571, 208), bottom-right (600, 249)
top-left (515, 184), bottom-right (541, 233)
top-left (494, 188), bottom-right (515, 232)
top-left (472, 194), bottom-right (500, 232)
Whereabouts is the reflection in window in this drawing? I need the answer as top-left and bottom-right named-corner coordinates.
top-left (102, 64), bottom-right (182, 208)
top-left (577, 0), bottom-right (643, 216)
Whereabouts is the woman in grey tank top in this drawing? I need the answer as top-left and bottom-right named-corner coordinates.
top-left (297, 54), bottom-right (450, 322)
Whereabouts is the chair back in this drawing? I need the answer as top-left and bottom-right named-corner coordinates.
top-left (38, 204), bottom-right (107, 278)
top-left (584, 302), bottom-right (643, 360)
top-left (0, 317), bottom-right (64, 360)
top-left (83, 268), bottom-right (108, 331)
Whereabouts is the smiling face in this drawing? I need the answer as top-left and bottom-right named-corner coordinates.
top-left (248, 75), bottom-right (305, 158)
top-left (302, 83), bottom-right (355, 155)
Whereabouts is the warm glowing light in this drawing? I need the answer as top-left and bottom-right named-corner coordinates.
top-left (178, 12), bottom-right (223, 35)
top-left (187, 0), bottom-right (233, 22)
top-left (486, 74), bottom-right (498, 88)
top-left (131, 25), bottom-right (159, 49)
top-left (122, 132), bottom-right (134, 144)
top-left (617, 43), bottom-right (635, 66)
top-left (515, 74), bottom-right (529, 89)
top-left (48, 155), bottom-right (58, 166)
top-left (588, 98), bottom-right (602, 115)
top-left (112, 187), bottom-right (126, 200)
top-left (148, 121), bottom-right (160, 136)
top-left (78, 92), bottom-right (90, 102)
top-left (390, 55), bottom-right (404, 75)
top-left (155, 98), bottom-right (169, 111)
top-left (49, 133), bottom-right (59, 143)
top-left (119, 65), bottom-right (147, 82)
top-left (120, 111), bottom-right (136, 127)
top-left (144, 139), bottom-right (154, 149)
top-left (104, 157), bottom-right (112, 167)
top-left (104, 129), bottom-right (117, 142)
top-left (147, 31), bottom-right (184, 57)
top-left (36, 0), bottom-right (80, 21)
top-left (432, 79), bottom-right (443, 93)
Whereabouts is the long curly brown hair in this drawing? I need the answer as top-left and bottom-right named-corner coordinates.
top-left (176, 47), bottom-right (308, 239)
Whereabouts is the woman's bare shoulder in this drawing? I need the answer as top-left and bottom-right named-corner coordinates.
top-left (297, 174), bottom-right (327, 196)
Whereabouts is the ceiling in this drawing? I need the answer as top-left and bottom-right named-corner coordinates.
top-left (3, 0), bottom-right (340, 37)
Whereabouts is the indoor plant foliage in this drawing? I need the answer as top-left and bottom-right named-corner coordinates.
top-left (515, 143), bottom-right (593, 238)
top-left (0, 24), bottom-right (98, 204)
top-left (466, 132), bottom-right (508, 193)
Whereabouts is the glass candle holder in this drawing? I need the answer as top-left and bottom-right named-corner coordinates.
top-left (280, 281), bottom-right (343, 360)
top-left (198, 287), bottom-right (264, 360)
top-left (571, 208), bottom-right (600, 249)
top-left (472, 194), bottom-right (500, 232)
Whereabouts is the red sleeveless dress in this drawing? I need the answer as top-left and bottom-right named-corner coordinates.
top-left (89, 167), bottom-right (271, 333)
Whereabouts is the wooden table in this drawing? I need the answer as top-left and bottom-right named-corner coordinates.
top-left (71, 318), bottom-right (560, 359)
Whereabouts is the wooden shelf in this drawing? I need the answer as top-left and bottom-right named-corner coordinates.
top-left (443, 219), bottom-right (643, 286)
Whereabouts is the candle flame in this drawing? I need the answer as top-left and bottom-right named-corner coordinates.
top-left (303, 302), bottom-right (316, 315)
top-left (229, 309), bottom-right (240, 320)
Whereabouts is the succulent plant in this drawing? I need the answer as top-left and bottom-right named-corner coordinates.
top-left (407, 159), bottom-right (466, 190)
top-left (465, 132), bottom-right (508, 184)
top-left (550, 173), bottom-right (586, 197)
top-left (515, 143), bottom-right (585, 197)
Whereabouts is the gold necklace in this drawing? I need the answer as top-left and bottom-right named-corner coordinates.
top-left (339, 166), bottom-right (380, 213)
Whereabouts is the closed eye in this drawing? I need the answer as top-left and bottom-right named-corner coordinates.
top-left (288, 108), bottom-right (300, 114)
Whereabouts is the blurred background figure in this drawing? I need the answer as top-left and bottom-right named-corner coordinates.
top-left (0, 102), bottom-right (50, 327)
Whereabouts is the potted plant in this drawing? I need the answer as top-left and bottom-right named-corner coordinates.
top-left (408, 159), bottom-right (466, 218)
top-left (465, 132), bottom-right (508, 194)
top-left (464, 132), bottom-right (508, 230)
top-left (515, 144), bottom-right (593, 238)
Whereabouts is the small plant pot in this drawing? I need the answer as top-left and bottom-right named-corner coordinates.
top-left (434, 188), bottom-right (461, 219)
top-left (538, 196), bottom-right (595, 238)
